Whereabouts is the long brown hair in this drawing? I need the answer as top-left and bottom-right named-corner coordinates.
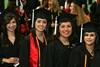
top-left (70, 3), bottom-right (89, 26)
top-left (1, 13), bottom-right (21, 47)
top-left (48, 0), bottom-right (60, 13)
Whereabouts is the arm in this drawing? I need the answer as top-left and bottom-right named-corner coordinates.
top-left (0, 37), bottom-right (19, 64)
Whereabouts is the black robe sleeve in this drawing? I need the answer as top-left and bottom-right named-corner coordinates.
top-left (19, 36), bottom-right (30, 67)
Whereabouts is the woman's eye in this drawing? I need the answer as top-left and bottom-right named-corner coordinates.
top-left (37, 20), bottom-right (41, 23)
top-left (85, 34), bottom-right (88, 36)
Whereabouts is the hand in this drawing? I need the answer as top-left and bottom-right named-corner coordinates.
top-left (51, 23), bottom-right (55, 28)
top-left (2, 57), bottom-right (19, 64)
top-left (21, 10), bottom-right (25, 14)
top-left (20, 10), bottom-right (25, 16)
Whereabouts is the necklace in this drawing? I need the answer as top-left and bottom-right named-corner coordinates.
top-left (88, 50), bottom-right (94, 56)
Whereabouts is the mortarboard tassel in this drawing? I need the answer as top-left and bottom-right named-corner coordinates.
top-left (64, 1), bottom-right (68, 9)
top-left (13, 63), bottom-right (19, 67)
top-left (80, 24), bottom-right (83, 43)
top-left (16, 0), bottom-right (19, 6)
top-left (31, 9), bottom-right (34, 28)
top-left (19, 0), bottom-right (23, 11)
top-left (53, 16), bottom-right (57, 35)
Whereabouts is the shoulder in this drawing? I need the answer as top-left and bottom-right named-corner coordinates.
top-left (69, 45), bottom-right (84, 58)
top-left (20, 36), bottom-right (30, 50)
top-left (91, 52), bottom-right (100, 67)
top-left (71, 45), bottom-right (83, 53)
top-left (21, 36), bottom-right (30, 45)
top-left (23, 36), bottom-right (30, 42)
top-left (94, 52), bottom-right (100, 58)
top-left (20, 35), bottom-right (26, 38)
top-left (47, 38), bottom-right (60, 47)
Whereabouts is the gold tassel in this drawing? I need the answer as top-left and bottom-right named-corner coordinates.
top-left (84, 54), bottom-right (87, 67)
top-left (36, 32), bottom-right (47, 67)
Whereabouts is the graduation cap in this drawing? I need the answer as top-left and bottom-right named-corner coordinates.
top-left (79, 0), bottom-right (87, 4)
top-left (83, 22), bottom-right (100, 33)
top-left (34, 8), bottom-right (51, 20)
top-left (0, 7), bottom-right (18, 24)
top-left (68, 0), bottom-right (74, 4)
top-left (31, 8), bottom-right (51, 27)
top-left (0, 7), bottom-right (18, 17)
top-left (83, 22), bottom-right (100, 44)
top-left (57, 12), bottom-right (77, 23)
top-left (73, 0), bottom-right (83, 7)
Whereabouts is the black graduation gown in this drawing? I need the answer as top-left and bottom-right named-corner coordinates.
top-left (19, 36), bottom-right (46, 67)
top-left (41, 38), bottom-right (76, 67)
top-left (0, 36), bottom-right (24, 67)
top-left (26, 0), bottom-right (40, 10)
top-left (90, 52), bottom-right (100, 67)
top-left (0, 7), bottom-right (19, 26)
top-left (68, 45), bottom-right (93, 67)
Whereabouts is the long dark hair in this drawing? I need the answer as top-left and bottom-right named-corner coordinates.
top-left (1, 13), bottom-right (21, 47)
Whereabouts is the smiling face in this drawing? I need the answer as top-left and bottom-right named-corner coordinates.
top-left (35, 18), bottom-right (47, 32)
top-left (84, 32), bottom-right (96, 46)
top-left (59, 22), bottom-right (72, 38)
top-left (6, 18), bottom-right (17, 33)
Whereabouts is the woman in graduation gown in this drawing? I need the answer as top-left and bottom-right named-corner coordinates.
top-left (69, 0), bottom-right (89, 44)
top-left (0, 13), bottom-right (24, 67)
top-left (19, 8), bottom-right (51, 67)
top-left (41, 12), bottom-right (77, 67)
top-left (68, 22), bottom-right (100, 67)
